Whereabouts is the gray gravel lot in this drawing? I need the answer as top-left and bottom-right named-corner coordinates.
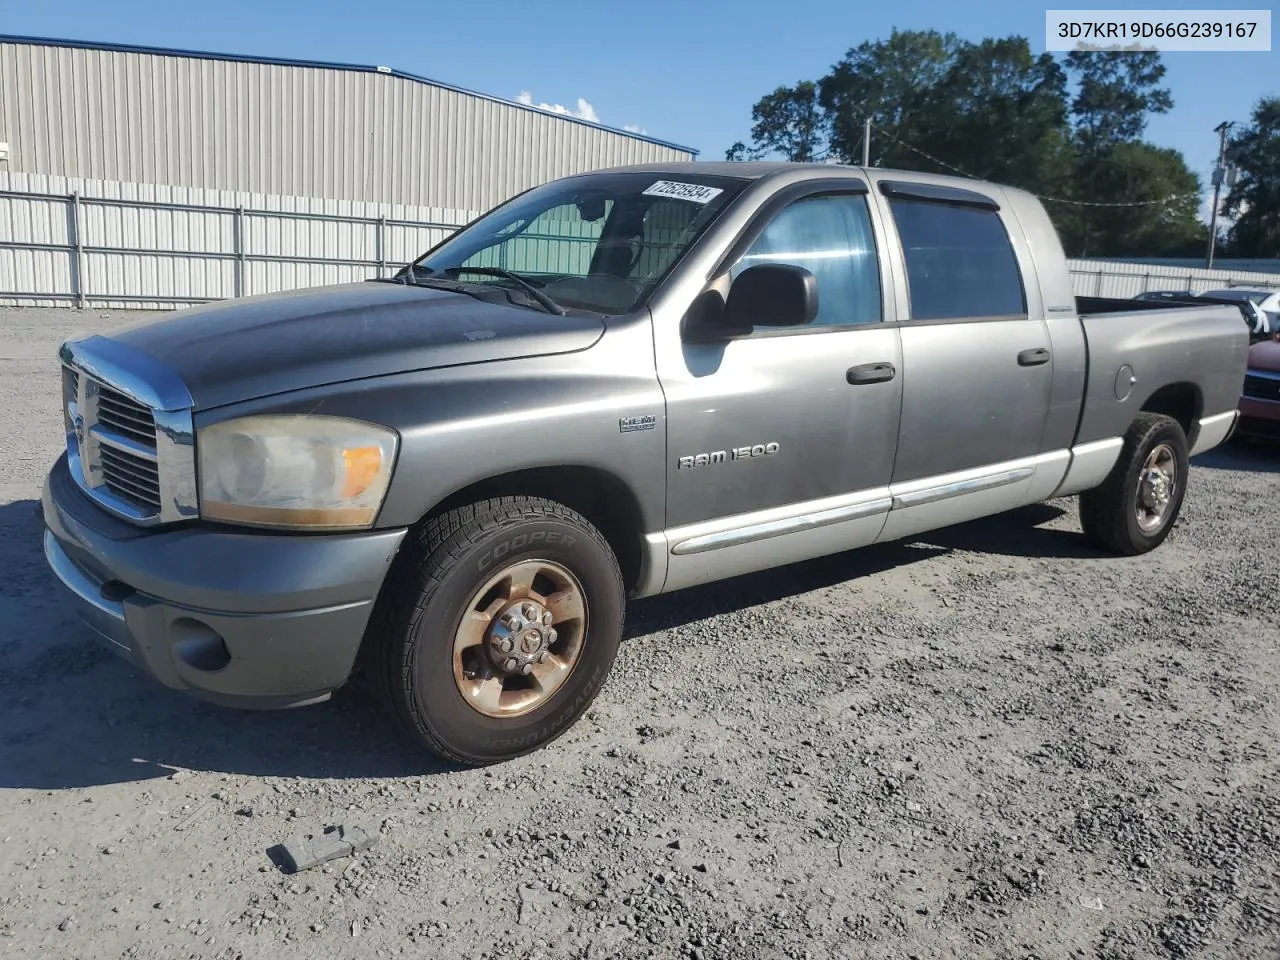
top-left (1, 304), bottom-right (1277, 960)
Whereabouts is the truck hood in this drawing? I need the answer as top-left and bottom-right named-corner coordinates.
top-left (1247, 337), bottom-right (1280, 372)
top-left (105, 282), bottom-right (606, 410)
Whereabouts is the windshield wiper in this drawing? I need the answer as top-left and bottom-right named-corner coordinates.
top-left (437, 266), bottom-right (566, 316)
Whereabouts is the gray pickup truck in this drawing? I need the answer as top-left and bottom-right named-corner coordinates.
top-left (40, 162), bottom-right (1248, 764)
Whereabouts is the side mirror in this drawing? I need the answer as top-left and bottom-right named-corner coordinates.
top-left (724, 263), bottom-right (819, 330)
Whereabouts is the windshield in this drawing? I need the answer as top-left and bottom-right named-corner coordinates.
top-left (403, 172), bottom-right (747, 315)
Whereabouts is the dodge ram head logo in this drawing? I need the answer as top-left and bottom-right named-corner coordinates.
top-left (677, 442), bottom-right (779, 469)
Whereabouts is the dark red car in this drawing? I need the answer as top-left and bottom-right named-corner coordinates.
top-left (1239, 333), bottom-right (1280, 440)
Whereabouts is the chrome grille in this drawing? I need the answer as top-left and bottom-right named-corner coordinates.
top-left (60, 340), bottom-right (198, 527)
top-left (96, 385), bottom-right (157, 447)
top-left (100, 443), bottom-right (163, 509)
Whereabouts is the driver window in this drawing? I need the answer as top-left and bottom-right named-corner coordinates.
top-left (464, 201), bottom-right (612, 278)
top-left (732, 194), bottom-right (882, 327)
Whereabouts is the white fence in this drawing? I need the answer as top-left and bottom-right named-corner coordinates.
top-left (4, 172), bottom-right (1280, 309)
top-left (1067, 257), bottom-right (1280, 299)
top-left (0, 172), bottom-right (477, 309)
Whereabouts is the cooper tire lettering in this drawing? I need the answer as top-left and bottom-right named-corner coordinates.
top-left (372, 495), bottom-right (625, 765)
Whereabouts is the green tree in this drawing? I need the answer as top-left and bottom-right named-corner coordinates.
top-left (817, 29), bottom-right (963, 166)
top-left (1052, 48), bottom-right (1191, 257)
top-left (1223, 97), bottom-right (1280, 257)
top-left (1065, 50), bottom-right (1173, 154)
top-left (746, 81), bottom-right (825, 161)
top-left (724, 140), bottom-right (763, 162)
top-left (930, 38), bottom-right (1073, 194)
top-left (1055, 142), bottom-right (1203, 258)
top-left (818, 31), bottom-right (1073, 194)
top-left (725, 31), bottom-right (1200, 259)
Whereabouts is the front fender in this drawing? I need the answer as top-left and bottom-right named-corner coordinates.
top-left (193, 321), bottom-right (668, 537)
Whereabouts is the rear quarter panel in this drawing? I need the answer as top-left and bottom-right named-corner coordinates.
top-left (1075, 305), bottom-right (1249, 445)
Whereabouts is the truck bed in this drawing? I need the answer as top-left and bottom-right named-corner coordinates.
top-left (1070, 297), bottom-right (1250, 450)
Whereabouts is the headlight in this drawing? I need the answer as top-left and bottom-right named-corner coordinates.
top-left (198, 415), bottom-right (398, 530)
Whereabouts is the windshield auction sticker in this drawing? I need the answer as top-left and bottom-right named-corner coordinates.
top-left (1045, 9), bottom-right (1271, 51)
top-left (642, 181), bottom-right (725, 204)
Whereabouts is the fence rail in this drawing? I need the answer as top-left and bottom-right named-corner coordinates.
top-left (0, 185), bottom-right (469, 308)
top-left (5, 177), bottom-right (1280, 310)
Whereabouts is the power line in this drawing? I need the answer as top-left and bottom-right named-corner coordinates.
top-left (869, 129), bottom-right (1202, 209)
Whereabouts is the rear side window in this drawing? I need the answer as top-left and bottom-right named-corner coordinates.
top-left (888, 199), bottom-right (1026, 321)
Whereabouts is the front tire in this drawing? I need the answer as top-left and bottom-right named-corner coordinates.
top-left (1078, 413), bottom-right (1189, 556)
top-left (368, 496), bottom-right (624, 765)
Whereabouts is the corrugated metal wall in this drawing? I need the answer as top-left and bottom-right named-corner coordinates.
top-left (0, 171), bottom-right (468, 308)
top-left (1067, 258), bottom-right (1280, 298)
top-left (0, 39), bottom-right (695, 212)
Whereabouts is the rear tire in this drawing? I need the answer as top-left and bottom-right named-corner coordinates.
top-left (1079, 413), bottom-right (1189, 556)
top-left (366, 496), bottom-right (625, 765)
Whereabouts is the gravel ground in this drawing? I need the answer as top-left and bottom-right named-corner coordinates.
top-left (1, 305), bottom-right (1278, 960)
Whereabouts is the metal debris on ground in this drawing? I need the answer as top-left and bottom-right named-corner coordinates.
top-left (274, 824), bottom-right (377, 874)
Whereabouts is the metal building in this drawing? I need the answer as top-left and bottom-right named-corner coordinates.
top-left (0, 35), bottom-right (697, 212)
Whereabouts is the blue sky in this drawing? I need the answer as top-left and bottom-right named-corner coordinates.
top-left (4, 0), bottom-right (1275, 212)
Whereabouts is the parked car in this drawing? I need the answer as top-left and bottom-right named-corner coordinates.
top-left (1238, 332), bottom-right (1280, 441)
top-left (1134, 290), bottom-right (1195, 301)
top-left (1197, 288), bottom-right (1278, 337)
top-left (40, 162), bottom-right (1249, 764)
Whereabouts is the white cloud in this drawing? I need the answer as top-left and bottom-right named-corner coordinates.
top-left (515, 90), bottom-right (649, 136)
top-left (516, 90), bottom-right (599, 123)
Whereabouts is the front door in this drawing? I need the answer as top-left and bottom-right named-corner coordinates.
top-left (655, 188), bottom-right (904, 592)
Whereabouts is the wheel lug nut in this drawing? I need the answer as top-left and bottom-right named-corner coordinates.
top-left (547, 629), bottom-right (558, 644)
top-left (537, 650), bottom-right (548, 663)
top-left (542, 611), bottom-right (553, 625)
top-left (498, 638), bottom-right (513, 653)
top-left (503, 657), bottom-right (518, 672)
top-left (520, 662), bottom-right (534, 676)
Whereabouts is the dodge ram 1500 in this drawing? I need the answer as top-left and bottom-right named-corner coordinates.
top-left (40, 162), bottom-right (1249, 764)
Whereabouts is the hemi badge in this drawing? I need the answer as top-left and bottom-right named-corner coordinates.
top-left (619, 415), bottom-right (657, 433)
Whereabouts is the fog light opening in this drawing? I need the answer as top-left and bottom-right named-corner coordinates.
top-left (171, 618), bottom-right (231, 672)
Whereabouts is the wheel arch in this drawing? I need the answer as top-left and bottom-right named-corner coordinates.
top-left (1138, 381), bottom-right (1203, 448)
top-left (417, 465), bottom-right (651, 596)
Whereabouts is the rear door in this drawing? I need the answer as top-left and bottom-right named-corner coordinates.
top-left (871, 181), bottom-right (1060, 542)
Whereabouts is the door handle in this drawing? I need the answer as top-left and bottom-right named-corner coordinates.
top-left (1017, 347), bottom-right (1051, 367)
top-left (847, 362), bottom-right (896, 384)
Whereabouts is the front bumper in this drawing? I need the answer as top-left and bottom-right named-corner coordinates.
top-left (41, 453), bottom-right (407, 709)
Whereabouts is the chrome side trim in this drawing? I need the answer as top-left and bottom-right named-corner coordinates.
top-left (891, 466), bottom-right (1034, 509)
top-left (671, 495), bottom-right (893, 556)
top-left (1189, 410), bottom-right (1239, 457)
top-left (875, 451), bottom-right (1062, 545)
top-left (654, 451), bottom-right (1071, 596)
top-left (1050, 437), bottom-right (1123, 498)
top-left (662, 508), bottom-right (889, 595)
top-left (665, 487), bottom-right (891, 555)
top-left (634, 531), bottom-right (670, 599)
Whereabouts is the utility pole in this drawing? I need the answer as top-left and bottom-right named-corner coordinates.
top-left (1205, 121), bottom-right (1232, 268)
top-left (862, 118), bottom-right (872, 167)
